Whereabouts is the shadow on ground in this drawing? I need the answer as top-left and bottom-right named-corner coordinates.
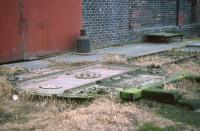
top-left (138, 123), bottom-right (186, 131)
top-left (156, 103), bottom-right (200, 129)
top-left (0, 103), bottom-right (32, 125)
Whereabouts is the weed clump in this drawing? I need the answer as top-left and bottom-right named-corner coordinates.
top-left (0, 66), bottom-right (28, 77)
top-left (0, 77), bottom-right (14, 100)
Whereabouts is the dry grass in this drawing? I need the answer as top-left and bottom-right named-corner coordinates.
top-left (0, 76), bottom-right (14, 100)
top-left (0, 66), bottom-right (28, 102)
top-left (0, 56), bottom-right (199, 131)
top-left (102, 54), bottom-right (128, 64)
top-left (164, 79), bottom-right (200, 100)
top-left (0, 66), bottom-right (28, 76)
top-left (163, 60), bottom-right (200, 100)
top-left (130, 54), bottom-right (173, 66)
top-left (0, 98), bottom-right (173, 131)
top-left (0, 63), bottom-right (173, 131)
top-left (163, 61), bottom-right (200, 76)
top-left (129, 49), bottom-right (200, 67)
top-left (48, 61), bottom-right (94, 70)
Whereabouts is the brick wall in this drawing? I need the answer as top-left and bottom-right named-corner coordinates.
top-left (178, 0), bottom-right (200, 36)
top-left (83, 0), bottom-right (200, 48)
top-left (83, 0), bottom-right (131, 48)
top-left (179, 0), bottom-right (199, 26)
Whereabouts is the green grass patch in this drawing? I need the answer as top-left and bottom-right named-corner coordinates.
top-left (138, 123), bottom-right (165, 131)
top-left (138, 123), bottom-right (178, 131)
top-left (156, 103), bottom-right (200, 128)
top-left (192, 37), bottom-right (200, 41)
top-left (178, 99), bottom-right (200, 110)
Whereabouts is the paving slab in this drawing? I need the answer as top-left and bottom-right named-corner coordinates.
top-left (4, 42), bottom-right (184, 70)
top-left (5, 60), bottom-right (50, 70)
top-left (195, 109), bottom-right (200, 113)
top-left (99, 42), bottom-right (183, 58)
top-left (47, 42), bottom-right (184, 63)
top-left (187, 42), bottom-right (200, 47)
top-left (47, 52), bottom-right (102, 63)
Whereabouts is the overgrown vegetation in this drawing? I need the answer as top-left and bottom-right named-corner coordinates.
top-left (102, 53), bottom-right (128, 64)
top-left (0, 97), bottom-right (174, 131)
top-left (0, 66), bottom-right (28, 101)
top-left (47, 60), bottom-right (94, 70)
top-left (0, 77), bottom-right (14, 100)
top-left (129, 50), bottom-right (200, 67)
top-left (164, 80), bottom-right (200, 100)
top-left (0, 49), bottom-right (199, 130)
top-left (192, 37), bottom-right (200, 41)
top-left (136, 99), bottom-right (200, 131)
top-left (0, 66), bottom-right (28, 77)
top-left (163, 60), bottom-right (200, 76)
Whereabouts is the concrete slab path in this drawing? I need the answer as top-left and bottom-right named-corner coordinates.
top-left (5, 42), bottom-right (185, 70)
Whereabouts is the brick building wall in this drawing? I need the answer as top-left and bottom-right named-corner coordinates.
top-left (179, 0), bottom-right (199, 26)
top-left (83, 0), bottom-right (200, 48)
top-left (178, 0), bottom-right (200, 35)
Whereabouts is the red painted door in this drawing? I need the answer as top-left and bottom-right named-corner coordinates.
top-left (22, 0), bottom-right (82, 59)
top-left (0, 0), bottom-right (23, 63)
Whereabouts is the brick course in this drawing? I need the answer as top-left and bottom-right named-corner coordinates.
top-left (83, 0), bottom-right (200, 48)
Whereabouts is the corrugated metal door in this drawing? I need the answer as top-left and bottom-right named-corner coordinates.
top-left (22, 0), bottom-right (82, 59)
top-left (0, 0), bottom-right (23, 63)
